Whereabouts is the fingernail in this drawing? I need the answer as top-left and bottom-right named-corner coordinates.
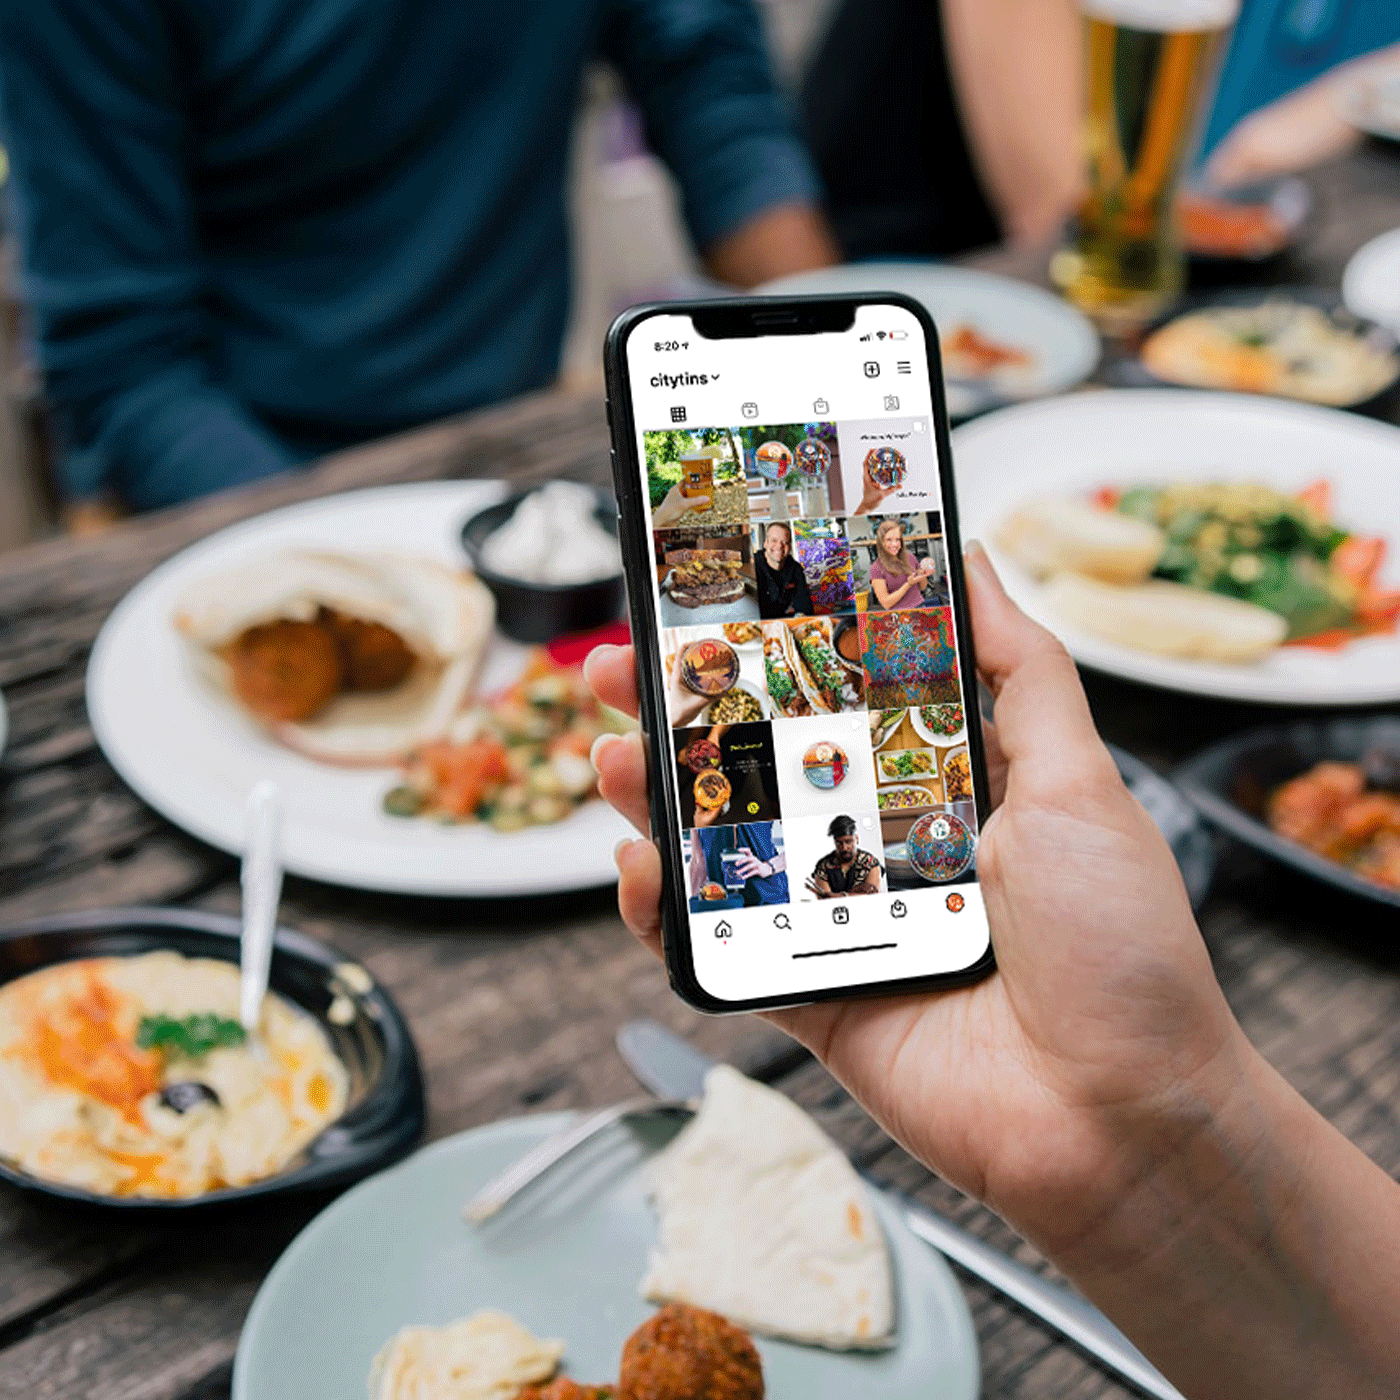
top-left (963, 539), bottom-right (1005, 594)
top-left (582, 644), bottom-right (616, 679)
top-left (614, 837), bottom-right (638, 866)
top-left (590, 732), bottom-right (622, 772)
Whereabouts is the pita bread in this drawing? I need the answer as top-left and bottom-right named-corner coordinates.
top-left (368, 1309), bottom-right (563, 1400)
top-left (641, 1065), bottom-right (895, 1350)
top-left (173, 551), bottom-right (495, 765)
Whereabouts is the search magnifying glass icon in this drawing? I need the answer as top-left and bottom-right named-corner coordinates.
top-left (774, 913), bottom-right (792, 930)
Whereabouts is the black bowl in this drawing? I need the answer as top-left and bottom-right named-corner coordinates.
top-left (460, 487), bottom-right (625, 645)
top-left (1174, 717), bottom-right (1400, 911)
top-left (1112, 287), bottom-right (1400, 414)
top-left (0, 907), bottom-right (426, 1209)
top-left (1182, 175), bottom-right (1315, 279)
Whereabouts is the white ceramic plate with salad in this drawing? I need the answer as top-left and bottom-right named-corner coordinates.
top-left (953, 390), bottom-right (1400, 705)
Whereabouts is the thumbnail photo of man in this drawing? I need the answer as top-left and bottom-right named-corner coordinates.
top-left (805, 814), bottom-right (884, 897)
top-left (753, 521), bottom-right (814, 619)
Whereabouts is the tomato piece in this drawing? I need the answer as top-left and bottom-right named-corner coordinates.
top-left (1296, 479), bottom-right (1331, 517)
top-left (1332, 535), bottom-right (1386, 588)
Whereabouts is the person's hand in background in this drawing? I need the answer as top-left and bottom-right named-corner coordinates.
top-left (587, 544), bottom-right (1400, 1400)
top-left (1204, 43), bottom-right (1400, 189)
top-left (665, 650), bottom-right (707, 729)
top-left (653, 482), bottom-right (708, 528)
top-left (856, 463), bottom-right (899, 515)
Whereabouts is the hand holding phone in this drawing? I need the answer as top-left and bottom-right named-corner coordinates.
top-left (588, 556), bottom-right (1249, 1378)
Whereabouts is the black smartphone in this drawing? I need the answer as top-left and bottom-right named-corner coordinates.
top-left (605, 294), bottom-right (995, 1014)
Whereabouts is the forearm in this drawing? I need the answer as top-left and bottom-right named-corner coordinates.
top-left (62, 372), bottom-right (298, 511)
top-left (940, 0), bottom-right (1083, 246)
top-left (703, 202), bottom-right (839, 288)
top-left (1034, 1034), bottom-right (1400, 1399)
top-left (603, 0), bottom-right (832, 279)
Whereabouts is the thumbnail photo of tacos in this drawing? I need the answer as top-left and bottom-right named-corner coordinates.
top-left (764, 619), bottom-right (864, 715)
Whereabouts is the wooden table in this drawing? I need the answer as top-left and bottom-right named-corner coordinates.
top-left (2, 146), bottom-right (1399, 1400)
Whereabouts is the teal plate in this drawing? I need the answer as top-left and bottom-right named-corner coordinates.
top-left (233, 1113), bottom-right (980, 1399)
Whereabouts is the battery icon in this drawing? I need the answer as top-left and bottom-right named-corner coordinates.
top-left (890, 329), bottom-right (909, 340)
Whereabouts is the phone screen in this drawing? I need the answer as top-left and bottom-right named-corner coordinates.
top-left (617, 300), bottom-right (993, 1007)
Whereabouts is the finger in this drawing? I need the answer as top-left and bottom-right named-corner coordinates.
top-left (962, 542), bottom-right (1116, 789)
top-left (980, 713), bottom-right (1009, 810)
top-left (584, 644), bottom-right (639, 719)
top-left (592, 730), bottom-right (651, 835)
top-left (615, 838), bottom-right (663, 959)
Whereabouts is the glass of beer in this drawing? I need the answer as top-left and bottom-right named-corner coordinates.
top-left (1051, 0), bottom-right (1239, 331)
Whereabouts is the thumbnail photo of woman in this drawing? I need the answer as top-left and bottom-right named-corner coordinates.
top-left (851, 514), bottom-right (948, 611)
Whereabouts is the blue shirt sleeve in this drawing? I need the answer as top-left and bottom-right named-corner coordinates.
top-left (0, 0), bottom-right (296, 510)
top-left (598, 0), bottom-right (823, 250)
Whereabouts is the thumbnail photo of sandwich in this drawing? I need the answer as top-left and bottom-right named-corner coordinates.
top-left (654, 529), bottom-right (758, 626)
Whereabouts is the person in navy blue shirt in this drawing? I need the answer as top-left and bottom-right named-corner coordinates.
top-left (0, 1), bottom-right (836, 518)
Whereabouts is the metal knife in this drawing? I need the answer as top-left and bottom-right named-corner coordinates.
top-left (616, 1020), bottom-right (1183, 1400)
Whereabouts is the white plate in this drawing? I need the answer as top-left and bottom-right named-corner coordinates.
top-left (1343, 227), bottom-right (1400, 335)
top-left (953, 390), bottom-right (1400, 705)
top-left (759, 263), bottom-right (1100, 417)
top-left (232, 1114), bottom-right (980, 1400)
top-left (876, 749), bottom-right (940, 786)
top-left (909, 704), bottom-right (967, 750)
top-left (868, 708), bottom-right (906, 751)
top-left (878, 784), bottom-right (940, 813)
top-left (698, 677), bottom-right (770, 725)
top-left (87, 482), bottom-right (630, 896)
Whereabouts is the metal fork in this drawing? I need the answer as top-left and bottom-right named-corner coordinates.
top-left (462, 1096), bottom-right (695, 1222)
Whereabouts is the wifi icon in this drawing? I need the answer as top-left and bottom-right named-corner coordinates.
top-left (876, 331), bottom-right (887, 340)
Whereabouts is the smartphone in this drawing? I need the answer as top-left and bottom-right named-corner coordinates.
top-left (605, 294), bottom-right (995, 1013)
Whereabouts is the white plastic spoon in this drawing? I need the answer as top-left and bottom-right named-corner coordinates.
top-left (239, 780), bottom-right (284, 1040)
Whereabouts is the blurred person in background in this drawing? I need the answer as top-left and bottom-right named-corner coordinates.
top-left (0, 0), bottom-right (837, 527)
top-left (802, 0), bottom-right (1399, 262)
top-left (801, 0), bottom-right (1084, 258)
top-left (1200, 2), bottom-right (1400, 188)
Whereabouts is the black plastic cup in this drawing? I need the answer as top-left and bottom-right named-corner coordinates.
top-left (459, 486), bottom-right (626, 645)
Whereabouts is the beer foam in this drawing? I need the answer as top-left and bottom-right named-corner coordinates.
top-left (1082, 0), bottom-right (1239, 30)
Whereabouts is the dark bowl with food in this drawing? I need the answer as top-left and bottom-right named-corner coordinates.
top-left (1174, 717), bottom-right (1400, 911)
top-left (0, 906), bottom-right (426, 1210)
top-left (460, 487), bottom-right (625, 645)
top-left (1180, 176), bottom-right (1314, 281)
top-left (1112, 287), bottom-right (1400, 416)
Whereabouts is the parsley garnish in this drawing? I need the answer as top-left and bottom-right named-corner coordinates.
top-left (136, 1013), bottom-right (247, 1059)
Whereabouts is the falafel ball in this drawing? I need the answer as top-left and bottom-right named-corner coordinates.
top-left (617, 1304), bottom-right (763, 1400)
top-left (324, 609), bottom-right (416, 691)
top-left (227, 619), bottom-right (344, 722)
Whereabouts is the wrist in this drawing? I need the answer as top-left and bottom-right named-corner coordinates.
top-left (1017, 1026), bottom-right (1275, 1273)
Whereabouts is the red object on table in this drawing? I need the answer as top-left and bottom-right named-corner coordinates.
top-left (545, 619), bottom-right (631, 667)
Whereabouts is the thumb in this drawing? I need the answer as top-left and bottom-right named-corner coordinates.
top-left (962, 542), bottom-right (1116, 795)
